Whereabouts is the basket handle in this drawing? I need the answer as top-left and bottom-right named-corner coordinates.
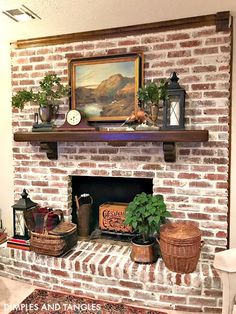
top-left (75, 194), bottom-right (93, 211)
top-left (43, 209), bottom-right (64, 234)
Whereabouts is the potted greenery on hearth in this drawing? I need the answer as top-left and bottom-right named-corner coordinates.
top-left (12, 73), bottom-right (70, 127)
top-left (124, 192), bottom-right (171, 263)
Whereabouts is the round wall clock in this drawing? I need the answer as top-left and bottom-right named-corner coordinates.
top-left (66, 110), bottom-right (81, 126)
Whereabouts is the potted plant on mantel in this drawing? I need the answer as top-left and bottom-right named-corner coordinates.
top-left (12, 73), bottom-right (70, 129)
top-left (124, 192), bottom-right (171, 264)
top-left (137, 79), bottom-right (168, 125)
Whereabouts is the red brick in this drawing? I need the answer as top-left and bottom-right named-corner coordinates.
top-left (193, 28), bottom-right (216, 37)
top-left (189, 297), bottom-right (216, 306)
top-left (204, 91), bottom-right (229, 98)
top-left (107, 287), bottom-right (130, 297)
top-left (216, 182), bottom-right (228, 189)
top-left (204, 173), bottom-right (227, 180)
top-left (180, 40), bottom-right (202, 48)
top-left (42, 276), bottom-right (58, 284)
top-left (144, 70), bottom-right (164, 77)
top-left (129, 46), bottom-right (150, 52)
top-left (175, 305), bottom-right (202, 312)
top-left (203, 307), bottom-right (222, 313)
top-left (29, 56), bottom-right (45, 62)
top-left (188, 213), bottom-right (211, 220)
top-left (216, 231), bottom-right (227, 238)
top-left (206, 37), bottom-right (230, 45)
top-left (52, 285), bottom-right (72, 294)
top-left (51, 269), bottom-right (69, 277)
top-left (177, 58), bottom-right (200, 66)
top-left (107, 48), bottom-right (127, 55)
top-left (90, 169), bottom-right (109, 176)
top-left (31, 265), bottom-right (49, 273)
top-left (118, 39), bottom-right (139, 46)
top-left (166, 33), bottom-right (190, 41)
top-left (192, 83), bottom-right (216, 90)
top-left (194, 47), bottom-right (218, 55)
top-left (193, 65), bottom-right (217, 73)
top-left (193, 197), bottom-right (215, 204)
top-left (171, 211), bottom-right (186, 218)
top-left (42, 188), bottom-right (59, 194)
top-left (20, 79), bottom-right (35, 85)
top-left (178, 173), bottom-right (200, 179)
top-left (36, 48), bottom-right (54, 54)
top-left (168, 50), bottom-right (191, 58)
top-left (119, 280), bottom-right (143, 289)
top-left (73, 273), bottom-right (92, 282)
top-left (152, 61), bottom-right (174, 68)
top-left (55, 46), bottom-right (73, 52)
top-left (35, 64), bottom-right (52, 70)
top-left (160, 294), bottom-right (186, 303)
top-left (221, 46), bottom-right (230, 53)
top-left (190, 181), bottom-right (213, 188)
top-left (61, 280), bottom-right (81, 288)
top-left (153, 43), bottom-right (177, 50)
top-left (74, 43), bottom-right (94, 50)
top-left (22, 270), bottom-right (40, 279)
top-left (204, 158), bottom-right (228, 165)
top-left (16, 57), bottom-right (29, 64)
top-left (141, 36), bottom-right (164, 44)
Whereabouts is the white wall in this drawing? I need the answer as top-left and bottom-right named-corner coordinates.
top-left (0, 0), bottom-right (236, 244)
top-left (0, 41), bottom-right (14, 234)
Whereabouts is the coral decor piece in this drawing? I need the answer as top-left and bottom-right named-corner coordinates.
top-left (9, 289), bottom-right (167, 314)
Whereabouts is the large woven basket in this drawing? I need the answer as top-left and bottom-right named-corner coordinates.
top-left (30, 210), bottom-right (77, 256)
top-left (159, 221), bottom-right (202, 274)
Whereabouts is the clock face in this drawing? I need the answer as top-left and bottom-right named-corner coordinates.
top-left (66, 110), bottom-right (81, 126)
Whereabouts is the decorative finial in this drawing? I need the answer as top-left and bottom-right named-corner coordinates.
top-left (169, 72), bottom-right (180, 89)
top-left (21, 189), bottom-right (28, 199)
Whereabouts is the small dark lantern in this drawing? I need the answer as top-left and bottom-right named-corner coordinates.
top-left (12, 189), bottom-right (37, 240)
top-left (163, 72), bottom-right (185, 130)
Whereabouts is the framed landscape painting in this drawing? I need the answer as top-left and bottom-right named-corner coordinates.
top-left (68, 53), bottom-right (143, 121)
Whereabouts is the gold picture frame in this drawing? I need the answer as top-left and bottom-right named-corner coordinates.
top-left (69, 53), bottom-right (143, 122)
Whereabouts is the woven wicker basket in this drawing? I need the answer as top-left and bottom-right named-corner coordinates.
top-left (30, 210), bottom-right (77, 256)
top-left (159, 222), bottom-right (202, 274)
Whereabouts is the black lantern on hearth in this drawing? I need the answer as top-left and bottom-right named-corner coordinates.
top-left (163, 72), bottom-right (186, 130)
top-left (12, 189), bottom-right (37, 240)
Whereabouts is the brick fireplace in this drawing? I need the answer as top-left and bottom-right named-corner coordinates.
top-left (0, 12), bottom-right (231, 312)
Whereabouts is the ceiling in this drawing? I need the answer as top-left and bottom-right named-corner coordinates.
top-left (0, 0), bottom-right (236, 43)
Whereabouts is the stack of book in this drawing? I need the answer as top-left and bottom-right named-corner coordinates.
top-left (0, 233), bottom-right (7, 245)
top-left (7, 238), bottom-right (30, 251)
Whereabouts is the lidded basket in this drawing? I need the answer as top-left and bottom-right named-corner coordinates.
top-left (159, 221), bottom-right (202, 273)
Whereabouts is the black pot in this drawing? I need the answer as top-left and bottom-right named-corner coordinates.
top-left (39, 104), bottom-right (59, 124)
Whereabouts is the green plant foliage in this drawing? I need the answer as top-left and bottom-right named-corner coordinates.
top-left (124, 192), bottom-right (171, 242)
top-left (12, 73), bottom-right (70, 110)
top-left (137, 79), bottom-right (168, 106)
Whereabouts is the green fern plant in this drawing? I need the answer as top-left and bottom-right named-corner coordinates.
top-left (138, 80), bottom-right (168, 106)
top-left (12, 73), bottom-right (70, 110)
top-left (124, 192), bottom-right (171, 243)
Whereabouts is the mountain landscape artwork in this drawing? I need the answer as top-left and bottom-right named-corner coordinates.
top-left (70, 54), bottom-right (141, 121)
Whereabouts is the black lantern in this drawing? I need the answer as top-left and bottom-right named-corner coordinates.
top-left (163, 72), bottom-right (185, 130)
top-left (12, 189), bottom-right (37, 240)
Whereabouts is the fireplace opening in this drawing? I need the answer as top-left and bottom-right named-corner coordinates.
top-left (71, 176), bottom-right (153, 240)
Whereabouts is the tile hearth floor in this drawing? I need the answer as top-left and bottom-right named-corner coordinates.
top-left (0, 276), bottom-right (213, 314)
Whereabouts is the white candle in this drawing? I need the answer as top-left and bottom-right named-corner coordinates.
top-left (170, 101), bottom-right (180, 126)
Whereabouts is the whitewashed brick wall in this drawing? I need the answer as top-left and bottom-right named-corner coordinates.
top-left (7, 24), bottom-right (231, 312)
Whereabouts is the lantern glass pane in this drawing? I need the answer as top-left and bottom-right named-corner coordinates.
top-left (168, 95), bottom-right (180, 126)
top-left (15, 210), bottom-right (25, 236)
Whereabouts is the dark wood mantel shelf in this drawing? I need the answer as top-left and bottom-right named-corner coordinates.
top-left (14, 129), bottom-right (209, 162)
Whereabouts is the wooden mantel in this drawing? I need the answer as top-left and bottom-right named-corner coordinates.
top-left (14, 129), bottom-right (209, 162)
